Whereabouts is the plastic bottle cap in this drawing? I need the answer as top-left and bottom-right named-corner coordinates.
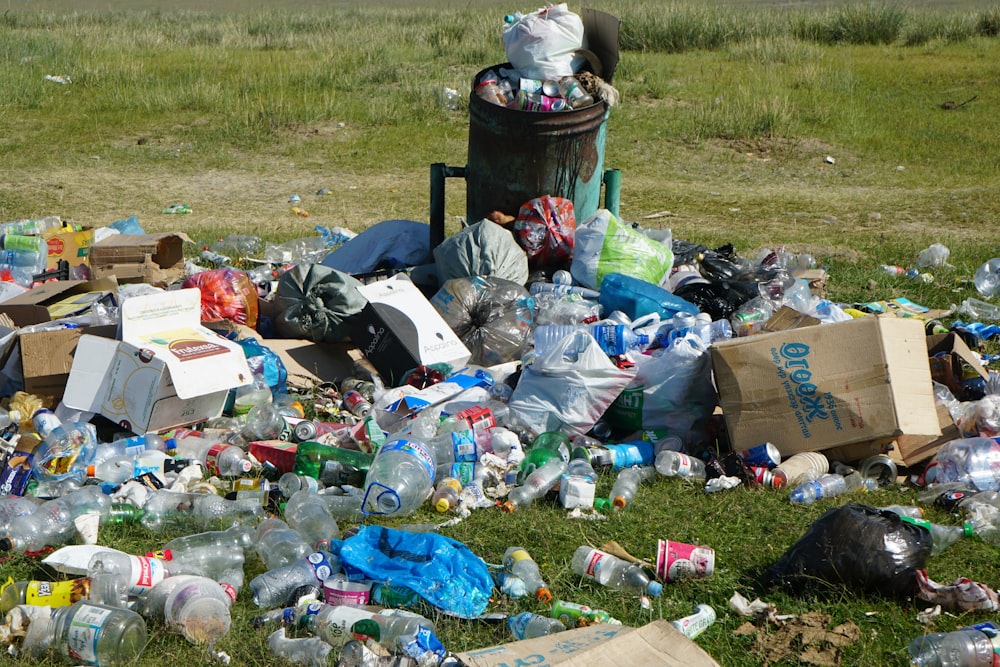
top-left (593, 498), bottom-right (611, 513)
top-left (86, 465), bottom-right (96, 477)
top-left (0, 537), bottom-right (12, 551)
top-left (536, 588), bottom-right (553, 604)
top-left (500, 501), bottom-right (516, 513)
top-left (434, 498), bottom-right (451, 513)
top-left (352, 619), bottom-right (380, 641)
top-left (612, 496), bottom-right (627, 509)
top-left (647, 581), bottom-right (663, 597)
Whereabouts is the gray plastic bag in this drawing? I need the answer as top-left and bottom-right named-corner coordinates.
top-left (432, 220), bottom-right (529, 285)
top-left (273, 263), bottom-right (367, 342)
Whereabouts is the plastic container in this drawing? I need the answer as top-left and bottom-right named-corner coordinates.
top-left (254, 518), bottom-right (313, 571)
top-left (432, 477), bottom-right (462, 513)
top-left (361, 439), bottom-right (436, 516)
top-left (598, 272), bottom-right (699, 323)
top-left (670, 604), bottom-right (716, 640)
top-left (557, 76), bottom-right (594, 109)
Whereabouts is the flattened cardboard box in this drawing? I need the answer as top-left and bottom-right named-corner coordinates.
top-left (456, 620), bottom-right (720, 667)
top-left (711, 316), bottom-right (941, 457)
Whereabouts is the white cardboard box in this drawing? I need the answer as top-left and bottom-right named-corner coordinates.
top-left (350, 274), bottom-right (471, 385)
top-left (64, 289), bottom-right (253, 432)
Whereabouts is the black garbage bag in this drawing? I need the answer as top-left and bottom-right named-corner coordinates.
top-left (430, 275), bottom-right (536, 366)
top-left (762, 503), bottom-right (932, 599)
top-left (273, 263), bottom-right (368, 342)
top-left (674, 279), bottom-right (759, 321)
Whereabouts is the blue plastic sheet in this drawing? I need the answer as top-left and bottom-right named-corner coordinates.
top-left (337, 525), bottom-right (493, 619)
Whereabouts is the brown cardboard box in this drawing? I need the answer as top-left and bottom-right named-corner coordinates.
top-left (711, 316), bottom-right (941, 458)
top-left (89, 232), bottom-right (193, 287)
top-left (456, 620), bottom-right (720, 667)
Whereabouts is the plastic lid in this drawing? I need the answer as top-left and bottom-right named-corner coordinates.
top-left (535, 587), bottom-right (553, 604)
top-left (86, 465), bottom-right (96, 477)
top-left (635, 333), bottom-right (650, 347)
top-left (647, 581), bottom-right (663, 597)
top-left (612, 496), bottom-right (627, 509)
top-left (963, 521), bottom-right (976, 537)
top-left (352, 619), bottom-right (380, 641)
top-left (434, 498), bottom-right (451, 513)
top-left (0, 536), bottom-right (12, 551)
top-left (593, 498), bottom-right (611, 513)
top-left (500, 501), bottom-right (516, 513)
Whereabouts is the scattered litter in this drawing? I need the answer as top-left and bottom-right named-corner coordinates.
top-left (43, 74), bottom-right (71, 84)
top-left (916, 605), bottom-right (941, 624)
top-left (824, 156), bottom-right (835, 164)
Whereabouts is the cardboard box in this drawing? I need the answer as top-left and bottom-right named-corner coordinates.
top-left (64, 289), bottom-right (253, 433)
top-left (711, 316), bottom-right (941, 457)
top-left (89, 232), bottom-right (193, 287)
top-left (43, 225), bottom-right (94, 275)
top-left (350, 274), bottom-right (471, 386)
top-left (0, 278), bottom-right (119, 328)
top-left (456, 620), bottom-right (720, 667)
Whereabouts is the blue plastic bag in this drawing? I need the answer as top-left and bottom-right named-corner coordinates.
top-left (338, 525), bottom-right (493, 619)
top-left (237, 337), bottom-right (288, 394)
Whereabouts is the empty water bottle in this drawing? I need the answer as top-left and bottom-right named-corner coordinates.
top-left (502, 457), bottom-right (567, 512)
top-left (908, 623), bottom-right (1000, 666)
top-left (284, 489), bottom-right (340, 550)
top-left (361, 438), bottom-right (436, 516)
top-left (508, 612), bottom-right (566, 640)
top-left (268, 628), bottom-right (332, 667)
top-left (789, 473), bottom-right (849, 504)
top-left (533, 323), bottom-right (649, 357)
top-left (254, 518), bottom-right (313, 571)
top-left (503, 546), bottom-right (551, 602)
top-left (570, 546), bottom-right (662, 597)
top-left (973, 258), bottom-right (1000, 298)
top-left (249, 550), bottom-right (339, 608)
top-left (610, 466), bottom-right (657, 509)
top-left (20, 600), bottom-right (147, 666)
top-left (654, 451), bottom-right (707, 480)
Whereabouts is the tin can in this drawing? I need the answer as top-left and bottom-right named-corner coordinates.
top-left (340, 377), bottom-right (375, 402)
top-left (294, 420), bottom-right (349, 443)
top-left (738, 442), bottom-right (781, 468)
top-left (343, 390), bottom-right (372, 418)
top-left (750, 465), bottom-right (786, 488)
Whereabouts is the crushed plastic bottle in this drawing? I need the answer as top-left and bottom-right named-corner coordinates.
top-left (508, 612), bottom-right (566, 640)
top-left (361, 438), bottom-right (436, 516)
top-left (671, 604), bottom-right (716, 640)
top-left (908, 622), bottom-right (1000, 666)
top-left (249, 550), bottom-right (339, 608)
top-left (973, 258), bottom-right (1000, 298)
top-left (503, 457), bottom-right (567, 512)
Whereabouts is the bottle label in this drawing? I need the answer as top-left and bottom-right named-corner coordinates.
top-left (507, 612), bottom-right (535, 640)
top-left (454, 406), bottom-right (496, 432)
top-left (675, 454), bottom-right (692, 476)
top-left (305, 551), bottom-right (334, 583)
top-left (582, 549), bottom-right (608, 580)
top-left (204, 444), bottom-right (227, 476)
top-left (449, 462), bottom-right (476, 486)
top-left (24, 578), bottom-right (91, 607)
top-left (124, 555), bottom-right (167, 596)
top-left (66, 603), bottom-right (114, 665)
top-left (448, 430), bottom-right (478, 463)
top-left (378, 439), bottom-right (435, 480)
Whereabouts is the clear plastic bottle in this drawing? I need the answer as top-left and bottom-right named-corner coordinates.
top-left (249, 550), bottom-right (339, 608)
top-left (878, 505), bottom-right (924, 519)
top-left (351, 611), bottom-right (437, 648)
top-left (233, 375), bottom-right (274, 417)
top-left (432, 477), bottom-right (462, 513)
top-left (908, 624), bottom-right (998, 666)
top-left (788, 473), bottom-right (848, 504)
top-left (0, 495), bottom-right (41, 534)
top-left (293, 599), bottom-right (380, 646)
top-left (502, 457), bottom-right (567, 512)
top-left (361, 438), bottom-right (436, 516)
top-left (268, 627), bottom-right (333, 667)
top-left (24, 600), bottom-right (147, 666)
top-left (533, 323), bottom-right (650, 357)
top-left (900, 516), bottom-right (975, 556)
top-left (254, 518), bottom-right (313, 571)
top-left (654, 451), bottom-right (707, 480)
top-left (0, 486), bottom-right (112, 552)
top-left (610, 466), bottom-right (657, 509)
top-left (151, 543), bottom-right (245, 582)
top-left (284, 489), bottom-right (340, 550)
top-left (556, 76), bottom-right (594, 109)
top-left (87, 450), bottom-right (185, 485)
top-left (507, 612), bottom-right (566, 640)
top-left (173, 436), bottom-right (253, 477)
top-left (242, 403), bottom-right (288, 442)
top-left (161, 524), bottom-right (254, 556)
top-left (138, 574), bottom-right (234, 645)
top-left (139, 489), bottom-right (263, 532)
top-left (973, 258), bottom-right (1000, 298)
top-left (570, 546), bottom-right (663, 597)
top-left (31, 419), bottom-right (99, 483)
top-left (503, 546), bottom-right (551, 602)
top-left (320, 492), bottom-right (365, 523)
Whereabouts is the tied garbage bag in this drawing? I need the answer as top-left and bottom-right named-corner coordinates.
top-left (605, 333), bottom-right (717, 445)
top-left (272, 264), bottom-right (367, 343)
top-left (430, 275), bottom-right (536, 366)
top-left (337, 525), bottom-right (492, 619)
top-left (511, 195), bottom-right (576, 271)
top-left (433, 220), bottom-right (529, 285)
top-left (182, 268), bottom-right (259, 328)
top-left (502, 3), bottom-right (585, 81)
top-left (763, 503), bottom-right (931, 599)
top-left (570, 209), bottom-right (673, 291)
top-left (508, 329), bottom-right (636, 437)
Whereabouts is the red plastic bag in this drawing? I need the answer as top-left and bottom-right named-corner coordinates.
top-left (512, 195), bottom-right (576, 270)
top-left (182, 268), bottom-right (259, 328)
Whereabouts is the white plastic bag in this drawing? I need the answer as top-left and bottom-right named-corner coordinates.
top-left (503, 4), bottom-right (585, 81)
top-left (605, 333), bottom-right (718, 445)
top-left (508, 329), bottom-right (635, 437)
top-left (570, 209), bottom-right (674, 290)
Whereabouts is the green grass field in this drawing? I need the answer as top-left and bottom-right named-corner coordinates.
top-left (2, 1), bottom-right (1000, 665)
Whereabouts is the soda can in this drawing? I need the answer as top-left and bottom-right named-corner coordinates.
top-left (340, 377), bottom-right (375, 402)
top-left (750, 465), bottom-right (786, 488)
top-left (737, 442), bottom-right (781, 468)
top-left (541, 79), bottom-right (560, 97)
top-left (294, 419), bottom-right (349, 443)
top-left (343, 390), bottom-right (372, 418)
